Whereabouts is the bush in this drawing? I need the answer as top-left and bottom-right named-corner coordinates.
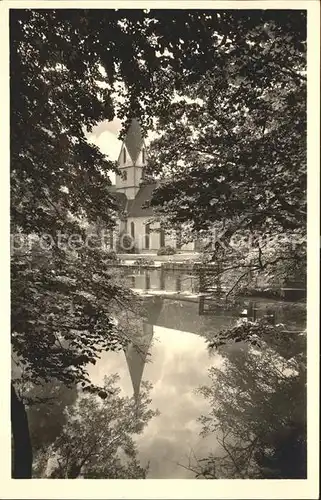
top-left (105, 250), bottom-right (118, 261)
top-left (116, 232), bottom-right (139, 254)
top-left (133, 258), bottom-right (154, 267)
top-left (157, 245), bottom-right (176, 256)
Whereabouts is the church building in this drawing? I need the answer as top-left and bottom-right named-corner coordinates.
top-left (109, 119), bottom-right (196, 253)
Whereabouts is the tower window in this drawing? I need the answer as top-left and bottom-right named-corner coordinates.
top-left (160, 226), bottom-right (165, 248)
top-left (130, 221), bottom-right (135, 238)
top-left (123, 170), bottom-right (127, 181)
top-left (123, 148), bottom-right (126, 164)
top-left (142, 148), bottom-right (145, 164)
top-left (176, 229), bottom-right (182, 250)
top-left (145, 223), bottom-right (150, 249)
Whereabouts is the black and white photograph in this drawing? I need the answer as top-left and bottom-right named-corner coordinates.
top-left (1, 0), bottom-right (319, 497)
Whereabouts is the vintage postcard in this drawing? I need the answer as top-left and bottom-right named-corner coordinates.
top-left (0, 1), bottom-right (319, 498)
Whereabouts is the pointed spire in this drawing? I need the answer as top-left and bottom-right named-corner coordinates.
top-left (124, 118), bottom-right (144, 164)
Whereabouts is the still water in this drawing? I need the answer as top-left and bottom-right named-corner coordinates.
top-left (27, 267), bottom-right (306, 478)
top-left (86, 267), bottom-right (306, 478)
top-left (123, 266), bottom-right (199, 294)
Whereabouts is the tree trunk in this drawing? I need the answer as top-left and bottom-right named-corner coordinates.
top-left (11, 383), bottom-right (33, 478)
top-left (67, 461), bottom-right (81, 478)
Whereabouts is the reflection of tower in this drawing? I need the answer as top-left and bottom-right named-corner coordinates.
top-left (125, 322), bottom-right (154, 401)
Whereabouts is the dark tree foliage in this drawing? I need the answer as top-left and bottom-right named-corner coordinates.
top-left (147, 10), bottom-right (306, 292)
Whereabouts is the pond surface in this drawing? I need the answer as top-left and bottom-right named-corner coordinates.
top-left (27, 267), bottom-right (306, 478)
top-left (86, 267), bottom-right (306, 478)
top-left (123, 266), bottom-right (200, 294)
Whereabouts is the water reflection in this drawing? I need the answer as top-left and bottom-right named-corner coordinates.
top-left (32, 374), bottom-right (158, 479)
top-left (125, 323), bottom-right (154, 402)
top-left (193, 338), bottom-right (306, 479)
top-left (87, 323), bottom-right (223, 478)
top-left (127, 268), bottom-right (200, 295)
top-left (26, 268), bottom-right (306, 479)
top-left (86, 294), bottom-right (305, 479)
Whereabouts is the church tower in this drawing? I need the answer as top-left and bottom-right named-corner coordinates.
top-left (116, 119), bottom-right (147, 200)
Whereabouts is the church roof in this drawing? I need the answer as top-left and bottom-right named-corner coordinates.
top-left (109, 182), bottom-right (157, 218)
top-left (126, 183), bottom-right (156, 217)
top-left (110, 191), bottom-right (128, 212)
top-left (124, 119), bottom-right (144, 164)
